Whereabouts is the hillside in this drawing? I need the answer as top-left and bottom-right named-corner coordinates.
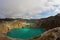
top-left (38, 14), bottom-right (60, 30)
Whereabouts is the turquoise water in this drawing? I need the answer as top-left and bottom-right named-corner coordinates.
top-left (6, 27), bottom-right (45, 39)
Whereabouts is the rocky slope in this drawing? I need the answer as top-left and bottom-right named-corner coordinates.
top-left (29, 27), bottom-right (60, 40)
top-left (37, 13), bottom-right (60, 30)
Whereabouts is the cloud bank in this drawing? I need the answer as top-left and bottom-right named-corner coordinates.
top-left (0, 0), bottom-right (60, 19)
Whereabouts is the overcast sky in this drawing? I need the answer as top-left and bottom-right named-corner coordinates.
top-left (0, 0), bottom-right (60, 19)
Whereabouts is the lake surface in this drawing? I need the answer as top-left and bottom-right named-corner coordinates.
top-left (6, 27), bottom-right (45, 39)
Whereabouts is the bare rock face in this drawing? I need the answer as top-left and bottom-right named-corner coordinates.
top-left (32, 27), bottom-right (60, 40)
top-left (0, 33), bottom-right (12, 40)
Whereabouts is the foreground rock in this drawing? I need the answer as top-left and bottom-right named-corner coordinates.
top-left (30, 27), bottom-right (60, 40)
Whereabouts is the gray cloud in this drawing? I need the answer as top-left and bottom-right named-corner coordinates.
top-left (0, 0), bottom-right (60, 19)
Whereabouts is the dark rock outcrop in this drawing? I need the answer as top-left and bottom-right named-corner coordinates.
top-left (37, 14), bottom-right (60, 30)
